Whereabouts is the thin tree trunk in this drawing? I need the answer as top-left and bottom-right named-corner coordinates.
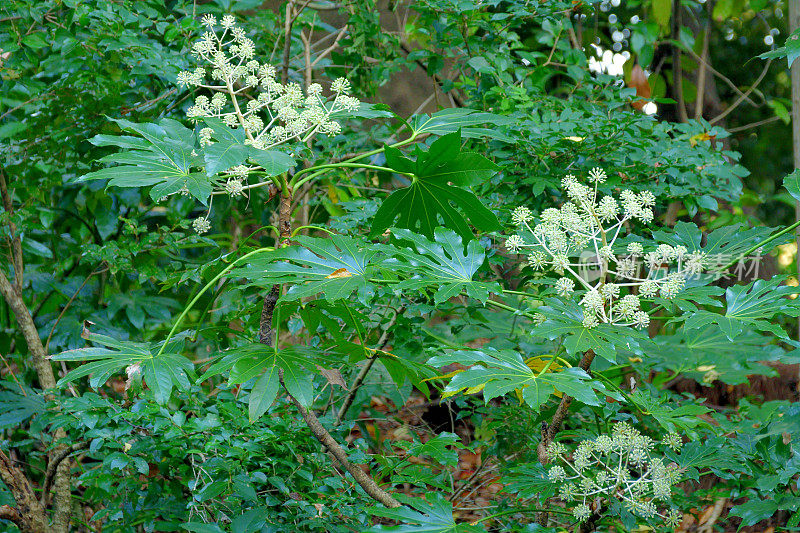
top-left (0, 171), bottom-right (71, 532)
top-left (791, 0), bottom-right (800, 340)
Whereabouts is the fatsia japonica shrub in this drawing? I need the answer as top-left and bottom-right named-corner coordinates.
top-left (46, 14), bottom-right (800, 533)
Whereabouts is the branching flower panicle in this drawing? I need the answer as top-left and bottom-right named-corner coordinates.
top-left (179, 18), bottom-right (359, 150)
top-left (505, 169), bottom-right (707, 328)
top-left (175, 17), bottom-right (361, 232)
top-left (545, 423), bottom-right (683, 525)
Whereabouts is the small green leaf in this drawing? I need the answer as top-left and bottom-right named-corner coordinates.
top-left (651, 0), bottom-right (671, 31)
top-left (248, 150), bottom-right (296, 176)
top-left (248, 371), bottom-right (279, 422)
top-left (204, 140), bottom-right (251, 176)
top-left (785, 169), bottom-right (800, 203)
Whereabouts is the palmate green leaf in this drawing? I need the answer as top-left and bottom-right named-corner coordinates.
top-left (384, 228), bottom-right (502, 305)
top-left (759, 27), bottom-right (800, 67)
top-left (200, 343), bottom-right (322, 417)
top-left (0, 383), bottom-right (45, 429)
top-left (408, 108), bottom-right (516, 142)
top-left (371, 130), bottom-right (500, 240)
top-left (628, 390), bottom-right (711, 430)
top-left (49, 332), bottom-right (194, 404)
top-left (235, 234), bottom-right (380, 302)
top-left (649, 325), bottom-right (788, 385)
top-left (653, 221), bottom-right (784, 267)
top-left (427, 348), bottom-right (612, 410)
top-left (684, 277), bottom-right (800, 340)
top-left (204, 140), bottom-right (251, 176)
top-left (80, 117), bottom-right (212, 204)
top-left (367, 493), bottom-right (484, 532)
top-left (652, 285), bottom-right (724, 314)
top-left (502, 464), bottom-right (556, 501)
top-left (529, 299), bottom-right (649, 363)
top-left (730, 494), bottom-right (800, 529)
top-left (249, 149), bottom-right (296, 176)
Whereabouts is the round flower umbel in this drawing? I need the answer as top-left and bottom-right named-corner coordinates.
top-left (505, 169), bottom-right (706, 328)
top-left (545, 423), bottom-right (684, 526)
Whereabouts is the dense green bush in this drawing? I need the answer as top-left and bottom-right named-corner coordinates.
top-left (1, 0), bottom-right (799, 532)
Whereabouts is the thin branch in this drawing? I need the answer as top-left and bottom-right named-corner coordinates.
top-left (282, 0), bottom-right (296, 84)
top-left (710, 58), bottom-right (773, 124)
top-left (0, 92), bottom-right (52, 122)
top-left (539, 349), bottom-right (597, 456)
top-left (726, 114), bottom-right (783, 133)
top-left (281, 370), bottom-right (402, 508)
top-left (301, 29), bottom-right (313, 90)
top-left (335, 307), bottom-right (403, 425)
top-left (399, 42), bottom-right (465, 107)
top-left (45, 266), bottom-right (107, 353)
top-left (309, 25), bottom-right (348, 68)
top-left (671, 0), bottom-right (688, 122)
top-left (694, 17), bottom-right (710, 120)
top-left (0, 169), bottom-right (23, 290)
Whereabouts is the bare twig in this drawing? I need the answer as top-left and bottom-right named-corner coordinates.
top-left (309, 25), bottom-right (348, 68)
top-left (0, 92), bottom-right (52, 122)
top-left (282, 0), bottom-right (296, 84)
top-left (710, 58), bottom-right (773, 124)
top-left (0, 169), bottom-right (23, 290)
top-left (672, 0), bottom-right (688, 122)
top-left (335, 307), bottom-right (403, 425)
top-left (45, 266), bottom-right (108, 353)
top-left (726, 115), bottom-right (782, 133)
top-left (694, 15), bottom-right (710, 120)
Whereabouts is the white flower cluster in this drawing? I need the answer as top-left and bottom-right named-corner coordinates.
top-left (507, 170), bottom-right (706, 329)
top-left (175, 17), bottom-right (362, 233)
top-left (545, 422), bottom-right (683, 526)
top-left (179, 16), bottom-right (359, 153)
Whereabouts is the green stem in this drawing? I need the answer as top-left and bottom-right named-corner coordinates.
top-left (502, 289), bottom-right (543, 299)
top-left (484, 298), bottom-right (540, 320)
top-left (291, 225), bottom-right (335, 237)
top-left (289, 133), bottom-right (420, 188)
top-left (156, 247), bottom-right (273, 356)
top-left (471, 508), bottom-right (572, 525)
top-left (718, 219), bottom-right (800, 271)
top-left (292, 163), bottom-right (412, 190)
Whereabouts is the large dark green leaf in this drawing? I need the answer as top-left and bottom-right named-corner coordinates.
top-left (200, 117), bottom-right (295, 176)
top-left (200, 344), bottom-right (323, 416)
top-left (367, 493), bottom-right (484, 532)
top-left (370, 130), bottom-right (500, 239)
top-left (684, 277), bottom-right (800, 340)
top-left (235, 234), bottom-right (381, 302)
top-left (649, 325), bottom-right (788, 385)
top-left (50, 332), bottom-right (194, 404)
top-left (79, 118), bottom-right (212, 204)
top-left (249, 150), bottom-right (296, 176)
top-left (384, 228), bottom-right (501, 304)
top-left (427, 348), bottom-right (612, 410)
top-left (408, 108), bottom-right (516, 142)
